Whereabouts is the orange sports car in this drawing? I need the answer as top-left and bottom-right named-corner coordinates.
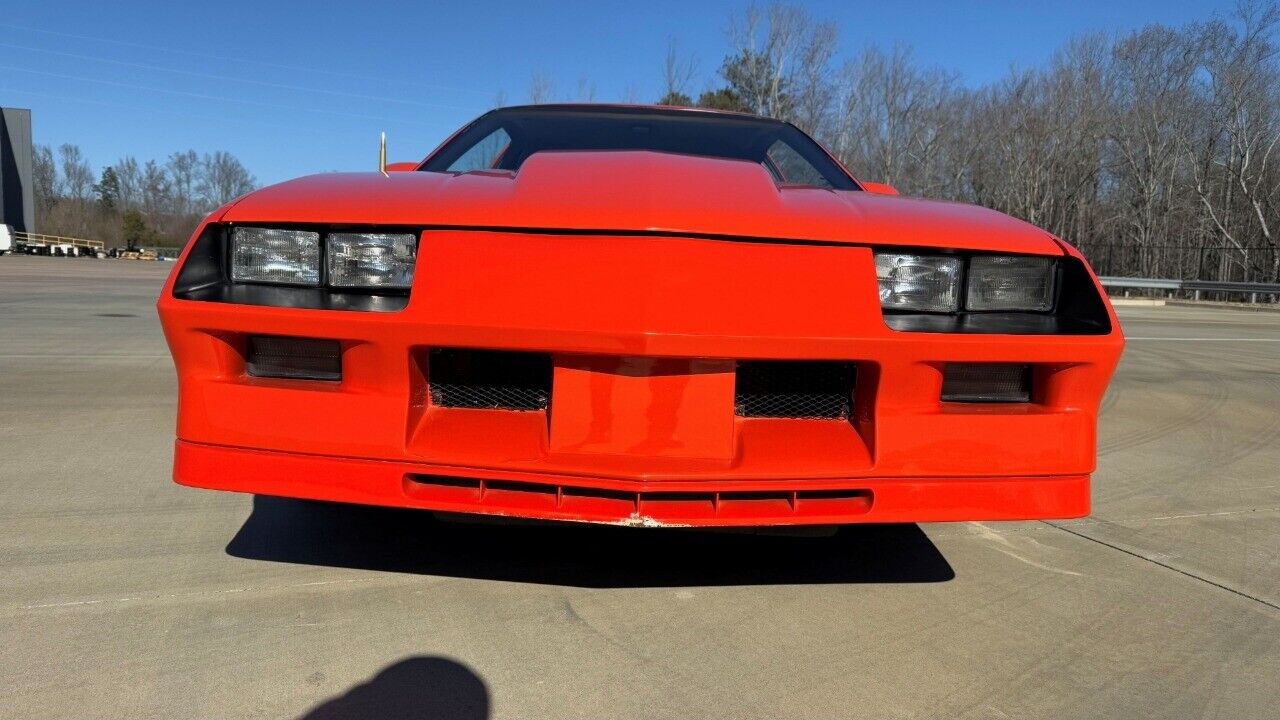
top-left (158, 104), bottom-right (1123, 527)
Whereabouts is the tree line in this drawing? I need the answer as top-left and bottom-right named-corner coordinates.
top-left (33, 145), bottom-right (256, 248)
top-left (653, 3), bottom-right (1280, 282)
top-left (33, 2), bottom-right (1279, 279)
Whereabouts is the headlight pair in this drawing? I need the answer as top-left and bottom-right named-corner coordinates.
top-left (875, 252), bottom-right (1056, 313)
top-left (230, 226), bottom-right (416, 290)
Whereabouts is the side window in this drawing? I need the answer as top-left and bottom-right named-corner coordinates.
top-left (446, 128), bottom-right (511, 172)
top-left (765, 139), bottom-right (832, 188)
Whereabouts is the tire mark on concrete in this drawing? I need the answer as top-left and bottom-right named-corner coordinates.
top-left (1098, 369), bottom-right (1228, 456)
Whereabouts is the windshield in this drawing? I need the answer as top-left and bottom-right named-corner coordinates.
top-left (422, 106), bottom-right (858, 190)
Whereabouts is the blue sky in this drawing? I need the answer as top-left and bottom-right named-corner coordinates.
top-left (0, 0), bottom-right (1245, 185)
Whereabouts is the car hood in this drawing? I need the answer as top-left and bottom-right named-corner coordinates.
top-left (222, 151), bottom-right (1063, 255)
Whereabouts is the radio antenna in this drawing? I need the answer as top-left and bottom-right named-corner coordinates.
top-left (379, 131), bottom-right (388, 176)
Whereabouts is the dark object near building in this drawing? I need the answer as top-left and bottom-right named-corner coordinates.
top-left (0, 107), bottom-right (35, 233)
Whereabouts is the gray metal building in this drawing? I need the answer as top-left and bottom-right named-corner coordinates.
top-left (0, 107), bottom-right (35, 233)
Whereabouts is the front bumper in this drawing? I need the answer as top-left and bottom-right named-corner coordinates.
top-left (177, 440), bottom-right (1089, 526)
top-left (159, 228), bottom-right (1123, 526)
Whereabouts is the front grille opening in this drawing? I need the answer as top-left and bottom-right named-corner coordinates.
top-left (428, 348), bottom-right (551, 410)
top-left (735, 361), bottom-right (856, 419)
top-left (404, 474), bottom-right (874, 522)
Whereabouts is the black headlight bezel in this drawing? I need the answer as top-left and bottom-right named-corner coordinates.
top-left (172, 223), bottom-right (420, 312)
top-left (877, 251), bottom-right (1110, 335)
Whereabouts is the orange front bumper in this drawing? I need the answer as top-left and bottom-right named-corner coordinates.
top-left (158, 228), bottom-right (1123, 526)
top-left (176, 440), bottom-right (1090, 526)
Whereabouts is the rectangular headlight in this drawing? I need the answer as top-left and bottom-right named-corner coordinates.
top-left (875, 253), bottom-right (962, 312)
top-left (327, 233), bottom-right (417, 289)
top-left (966, 256), bottom-right (1056, 311)
top-left (230, 227), bottom-right (320, 286)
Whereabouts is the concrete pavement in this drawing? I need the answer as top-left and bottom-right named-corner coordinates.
top-left (1, 255), bottom-right (1277, 719)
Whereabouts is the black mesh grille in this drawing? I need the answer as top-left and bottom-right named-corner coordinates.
top-left (735, 361), bottom-right (855, 419)
top-left (428, 348), bottom-right (551, 410)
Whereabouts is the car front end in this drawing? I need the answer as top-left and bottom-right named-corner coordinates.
top-left (157, 106), bottom-right (1123, 528)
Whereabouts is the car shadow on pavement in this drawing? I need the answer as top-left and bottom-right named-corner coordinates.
top-left (227, 496), bottom-right (955, 587)
top-left (296, 655), bottom-right (488, 720)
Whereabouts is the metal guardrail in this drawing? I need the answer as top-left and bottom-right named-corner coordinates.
top-left (1100, 277), bottom-right (1182, 291)
top-left (1100, 276), bottom-right (1280, 302)
top-left (14, 231), bottom-right (106, 251)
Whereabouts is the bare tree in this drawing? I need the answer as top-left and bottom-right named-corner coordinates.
top-left (32, 144), bottom-right (56, 216)
top-left (112, 157), bottom-right (142, 211)
top-left (528, 73), bottom-right (554, 104)
top-left (49, 144), bottom-right (95, 236)
top-left (57, 144), bottom-right (93, 202)
top-left (832, 45), bottom-right (958, 190)
top-left (723, 3), bottom-right (810, 118)
top-left (199, 151), bottom-right (257, 207)
top-left (1187, 4), bottom-right (1280, 278)
top-left (140, 160), bottom-right (172, 220)
top-left (661, 38), bottom-right (699, 105)
top-left (166, 150), bottom-right (200, 217)
top-left (791, 20), bottom-right (838, 134)
top-left (1107, 25), bottom-right (1204, 268)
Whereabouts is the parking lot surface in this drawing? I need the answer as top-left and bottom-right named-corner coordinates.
top-left (2, 255), bottom-right (1277, 719)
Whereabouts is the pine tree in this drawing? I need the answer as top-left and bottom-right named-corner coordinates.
top-left (121, 209), bottom-right (154, 251)
top-left (95, 167), bottom-right (121, 210)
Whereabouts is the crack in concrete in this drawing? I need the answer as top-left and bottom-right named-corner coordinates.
top-left (1041, 520), bottom-right (1280, 612)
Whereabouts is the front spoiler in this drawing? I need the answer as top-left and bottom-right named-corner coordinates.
top-left (176, 440), bottom-right (1089, 527)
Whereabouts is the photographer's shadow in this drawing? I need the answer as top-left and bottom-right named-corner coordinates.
top-left (227, 495), bottom-right (954, 588)
top-left (298, 656), bottom-right (487, 720)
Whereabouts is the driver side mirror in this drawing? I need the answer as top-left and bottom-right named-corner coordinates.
top-left (385, 161), bottom-right (419, 172)
top-left (861, 181), bottom-right (899, 196)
